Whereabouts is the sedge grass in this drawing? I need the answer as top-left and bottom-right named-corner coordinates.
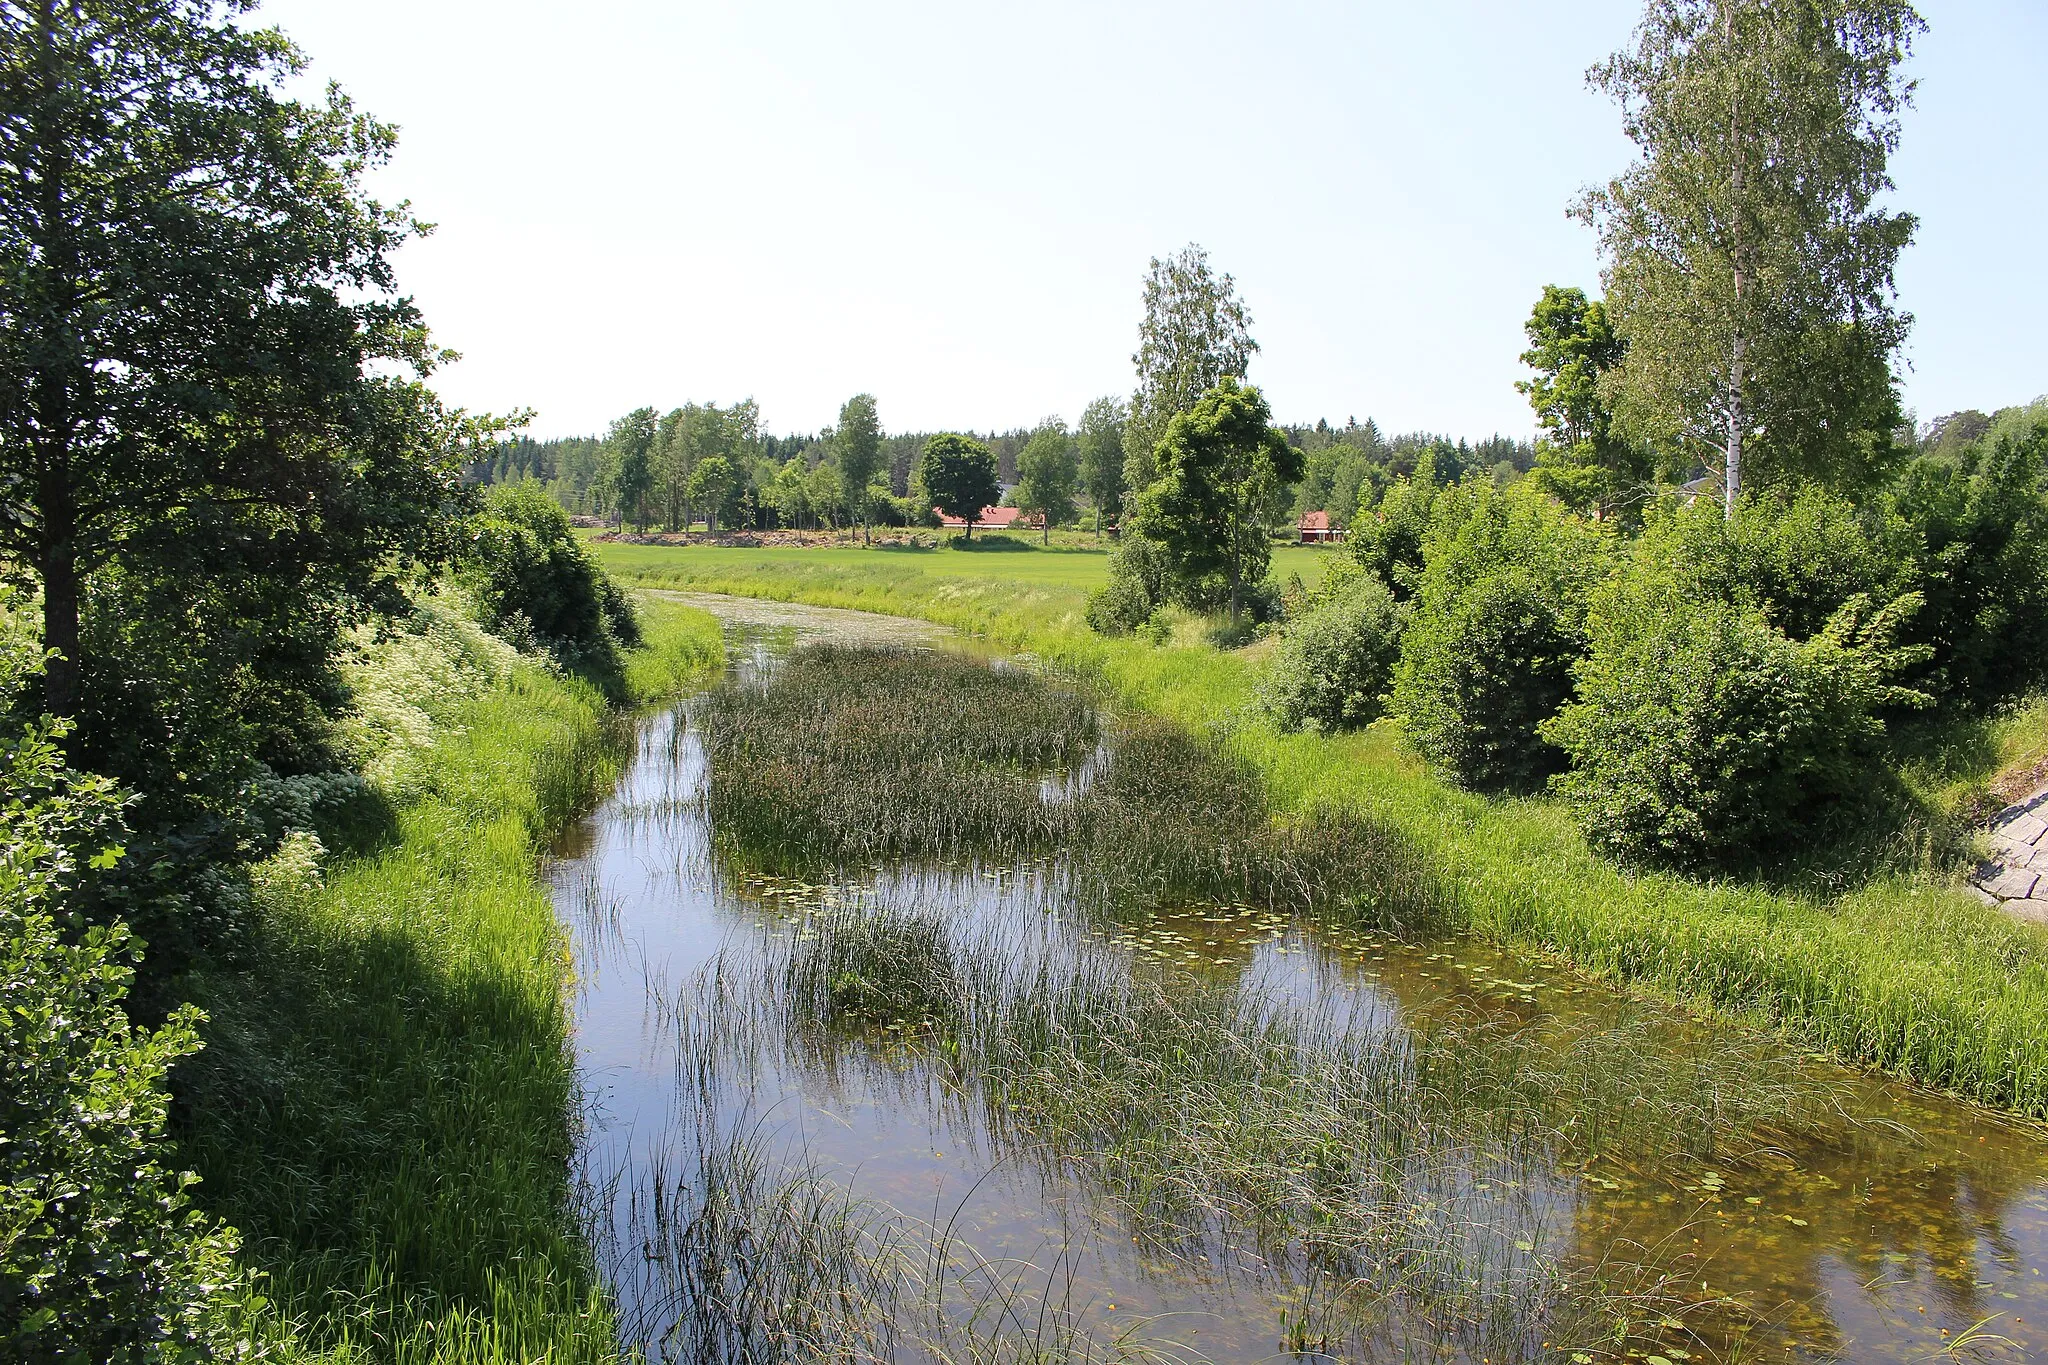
top-left (172, 598), bottom-right (725, 1362)
top-left (665, 903), bottom-right (1854, 1363)
top-left (597, 544), bottom-right (2048, 1119)
top-left (698, 643), bottom-right (1444, 934)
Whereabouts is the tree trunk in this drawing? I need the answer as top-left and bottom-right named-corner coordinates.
top-left (39, 522), bottom-right (79, 721)
top-left (1722, 0), bottom-right (1744, 521)
top-left (1725, 331), bottom-right (1745, 517)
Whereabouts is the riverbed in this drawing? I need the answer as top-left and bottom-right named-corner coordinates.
top-left (556, 595), bottom-right (2048, 1364)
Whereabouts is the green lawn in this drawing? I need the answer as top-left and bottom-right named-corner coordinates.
top-left (587, 533), bottom-right (1338, 628)
top-left (590, 536), bottom-right (2048, 1122)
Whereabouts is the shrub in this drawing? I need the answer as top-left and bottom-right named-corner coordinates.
top-left (1544, 582), bottom-right (1929, 872)
top-left (1084, 538), bottom-right (1173, 636)
top-left (1342, 473), bottom-right (1442, 599)
top-left (1261, 572), bottom-right (1406, 732)
top-left (1886, 422), bottom-right (2048, 703)
top-left (1389, 483), bottom-right (1612, 792)
top-left (1, 723), bottom-right (252, 1361)
top-left (1642, 486), bottom-right (1908, 642)
top-left (466, 482), bottom-right (639, 662)
top-left (1393, 569), bottom-right (1583, 792)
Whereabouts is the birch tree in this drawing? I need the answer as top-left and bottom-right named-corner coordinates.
top-left (1579, 0), bottom-right (1923, 514)
top-left (1123, 245), bottom-right (1257, 499)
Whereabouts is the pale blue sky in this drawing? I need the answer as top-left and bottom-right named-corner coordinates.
top-left (259, 1), bottom-right (2045, 440)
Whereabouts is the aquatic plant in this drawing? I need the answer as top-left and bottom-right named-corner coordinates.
top-left (699, 644), bottom-right (1097, 861)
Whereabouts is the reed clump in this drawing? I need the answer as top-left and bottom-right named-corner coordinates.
top-left (700, 644), bottom-right (1097, 861)
top-left (702, 644), bottom-right (1446, 935)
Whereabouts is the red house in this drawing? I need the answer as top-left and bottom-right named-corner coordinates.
top-left (1298, 510), bottom-right (1343, 543)
top-left (935, 506), bottom-right (1041, 531)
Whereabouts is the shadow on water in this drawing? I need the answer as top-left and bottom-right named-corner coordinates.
top-left (555, 596), bottom-right (2048, 1365)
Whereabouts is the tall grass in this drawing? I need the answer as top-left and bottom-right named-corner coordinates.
top-left (173, 595), bottom-right (725, 1361)
top-left (596, 546), bottom-right (2048, 1118)
top-left (699, 644), bottom-right (1443, 934)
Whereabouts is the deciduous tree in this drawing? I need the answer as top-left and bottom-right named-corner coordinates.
top-left (600, 408), bottom-right (657, 531)
top-left (0, 0), bottom-right (478, 723)
top-left (1123, 245), bottom-right (1257, 499)
top-left (1131, 378), bottom-right (1301, 625)
top-left (1013, 419), bottom-right (1077, 545)
top-left (1077, 396), bottom-right (1126, 538)
top-left (920, 434), bottom-right (999, 542)
top-left (836, 393), bottom-right (883, 545)
top-left (1518, 285), bottom-right (1652, 521)
top-left (1579, 0), bottom-right (1923, 513)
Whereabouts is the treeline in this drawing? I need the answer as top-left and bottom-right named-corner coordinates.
top-left (472, 404), bottom-right (1537, 538)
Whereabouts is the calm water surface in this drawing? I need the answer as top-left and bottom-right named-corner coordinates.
top-left (556, 597), bottom-right (2048, 1364)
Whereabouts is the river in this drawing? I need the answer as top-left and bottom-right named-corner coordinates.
top-left (555, 595), bottom-right (2048, 1364)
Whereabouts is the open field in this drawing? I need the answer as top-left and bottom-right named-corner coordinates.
top-left (588, 533), bottom-right (1338, 630)
top-left (590, 539), bottom-right (2048, 1120)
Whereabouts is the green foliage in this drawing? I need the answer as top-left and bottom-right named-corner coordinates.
top-left (1129, 377), bottom-right (1303, 623)
top-left (1260, 570), bottom-right (1407, 732)
top-left (1643, 485), bottom-right (1908, 641)
top-left (0, 0), bottom-right (493, 723)
top-left (1012, 420), bottom-right (1078, 543)
top-left (1391, 484), bottom-right (1612, 792)
top-left (686, 455), bottom-right (744, 532)
top-left (1077, 396), bottom-right (1127, 535)
top-left (1394, 570), bottom-right (1583, 794)
top-left (600, 408), bottom-right (658, 531)
top-left (1, 722), bottom-right (251, 1363)
top-left (919, 434), bottom-right (1000, 540)
top-left (835, 394), bottom-right (885, 540)
top-left (1518, 285), bottom-right (1653, 521)
top-left (1123, 244), bottom-right (1258, 494)
top-left (1083, 540), bottom-right (1170, 637)
top-left (1582, 0), bottom-right (1923, 508)
top-left (466, 482), bottom-right (639, 666)
top-left (1341, 472), bottom-right (1444, 599)
top-left (1545, 581), bottom-right (1929, 872)
top-left (1886, 422), bottom-right (2048, 702)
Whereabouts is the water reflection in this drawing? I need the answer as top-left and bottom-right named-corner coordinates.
top-left (557, 601), bottom-right (2048, 1364)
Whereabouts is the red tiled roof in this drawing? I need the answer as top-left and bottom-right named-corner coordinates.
top-left (937, 505), bottom-right (1031, 529)
top-left (1298, 510), bottom-right (1332, 531)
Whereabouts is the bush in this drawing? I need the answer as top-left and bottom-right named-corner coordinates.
top-left (1389, 483), bottom-right (1612, 792)
top-left (466, 482), bottom-right (638, 663)
top-left (1643, 486), bottom-right (1908, 641)
top-left (1261, 572), bottom-right (1406, 732)
top-left (1886, 422), bottom-right (2048, 703)
top-left (1, 723), bottom-right (251, 1361)
top-left (1544, 582), bottom-right (1928, 872)
top-left (1342, 473), bottom-right (1442, 600)
top-left (1084, 538), bottom-right (1173, 636)
top-left (1393, 569), bottom-right (1582, 792)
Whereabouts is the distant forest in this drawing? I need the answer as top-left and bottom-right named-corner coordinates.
top-left (466, 404), bottom-right (1539, 533)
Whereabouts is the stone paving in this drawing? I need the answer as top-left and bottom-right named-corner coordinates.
top-left (1970, 786), bottom-right (2048, 924)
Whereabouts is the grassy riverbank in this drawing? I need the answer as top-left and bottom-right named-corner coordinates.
top-left (176, 596), bottom-right (724, 1362)
top-left (595, 541), bottom-right (2048, 1119)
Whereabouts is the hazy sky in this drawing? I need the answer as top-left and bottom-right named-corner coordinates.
top-left (258, 1), bottom-right (2045, 441)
